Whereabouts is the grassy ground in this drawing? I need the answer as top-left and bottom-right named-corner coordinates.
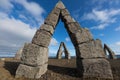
top-left (0, 58), bottom-right (120, 80)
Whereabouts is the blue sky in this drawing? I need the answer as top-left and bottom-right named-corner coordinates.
top-left (0, 0), bottom-right (120, 57)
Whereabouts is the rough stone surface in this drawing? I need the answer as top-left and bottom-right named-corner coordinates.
top-left (104, 44), bottom-right (116, 59)
top-left (32, 30), bottom-right (51, 47)
top-left (61, 9), bottom-right (70, 17)
top-left (15, 47), bottom-right (23, 60)
top-left (62, 15), bottom-right (75, 24)
top-left (21, 43), bottom-right (48, 66)
top-left (76, 39), bottom-right (106, 58)
top-left (77, 58), bottom-right (113, 79)
top-left (40, 24), bottom-right (54, 35)
top-left (55, 1), bottom-right (65, 9)
top-left (51, 7), bottom-right (60, 16)
top-left (16, 64), bottom-right (47, 79)
top-left (44, 13), bottom-right (60, 29)
top-left (56, 42), bottom-right (71, 59)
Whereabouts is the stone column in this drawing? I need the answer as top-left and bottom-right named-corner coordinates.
top-left (15, 3), bottom-right (61, 79)
top-left (61, 8), bottom-right (113, 79)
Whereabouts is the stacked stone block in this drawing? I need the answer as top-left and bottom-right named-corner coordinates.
top-left (60, 2), bottom-right (113, 79)
top-left (56, 42), bottom-right (71, 59)
top-left (15, 2), bottom-right (61, 79)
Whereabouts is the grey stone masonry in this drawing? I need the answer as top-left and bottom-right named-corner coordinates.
top-left (62, 15), bottom-right (76, 24)
top-left (40, 24), bottom-right (54, 35)
top-left (61, 9), bottom-right (70, 17)
top-left (77, 58), bottom-right (113, 79)
top-left (104, 44), bottom-right (116, 59)
top-left (55, 1), bottom-right (66, 9)
top-left (76, 39), bottom-right (106, 59)
top-left (16, 63), bottom-right (47, 79)
top-left (32, 29), bottom-right (51, 47)
top-left (21, 43), bottom-right (48, 66)
top-left (44, 13), bottom-right (60, 29)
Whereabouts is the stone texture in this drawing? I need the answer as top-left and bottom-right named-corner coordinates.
top-left (32, 30), bottom-right (51, 47)
top-left (15, 47), bottom-right (23, 60)
top-left (77, 58), bottom-right (113, 79)
top-left (44, 13), bottom-right (60, 29)
top-left (21, 43), bottom-right (48, 66)
top-left (62, 15), bottom-right (76, 24)
top-left (16, 64), bottom-right (47, 79)
top-left (61, 9), bottom-right (70, 17)
top-left (76, 39), bottom-right (106, 58)
top-left (104, 44), bottom-right (116, 59)
top-left (55, 1), bottom-right (65, 9)
top-left (51, 7), bottom-right (61, 16)
top-left (40, 24), bottom-right (54, 35)
top-left (56, 42), bottom-right (71, 59)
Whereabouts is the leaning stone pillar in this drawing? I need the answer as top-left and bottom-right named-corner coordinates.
top-left (61, 8), bottom-right (113, 79)
top-left (15, 2), bottom-right (61, 78)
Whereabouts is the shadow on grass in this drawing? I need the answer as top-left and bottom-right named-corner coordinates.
top-left (48, 65), bottom-right (80, 78)
top-left (4, 61), bottom-right (20, 76)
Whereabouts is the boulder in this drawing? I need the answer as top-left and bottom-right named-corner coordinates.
top-left (76, 39), bottom-right (106, 58)
top-left (32, 30), bottom-right (51, 47)
top-left (40, 24), bottom-right (54, 35)
top-left (77, 58), bottom-right (113, 79)
top-left (16, 63), bottom-right (47, 79)
top-left (21, 43), bottom-right (48, 66)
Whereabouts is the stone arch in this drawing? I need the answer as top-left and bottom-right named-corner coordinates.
top-left (16, 1), bottom-right (113, 79)
top-left (56, 42), bottom-right (71, 59)
top-left (104, 44), bottom-right (116, 59)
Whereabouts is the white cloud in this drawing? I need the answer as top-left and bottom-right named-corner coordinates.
top-left (83, 9), bottom-right (120, 30)
top-left (50, 38), bottom-right (59, 46)
top-left (65, 37), bottom-right (70, 42)
top-left (0, 12), bottom-right (37, 54)
top-left (0, 0), bottom-right (13, 11)
top-left (15, 0), bottom-right (45, 17)
top-left (115, 42), bottom-right (120, 46)
top-left (109, 41), bottom-right (120, 55)
top-left (99, 34), bottom-right (104, 36)
top-left (115, 26), bottom-right (120, 31)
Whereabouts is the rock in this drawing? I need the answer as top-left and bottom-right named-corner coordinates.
top-left (51, 7), bottom-right (61, 16)
top-left (56, 42), bottom-right (71, 59)
top-left (40, 24), bottom-right (54, 35)
top-left (61, 9), bottom-right (70, 17)
top-left (44, 13), bottom-right (60, 29)
top-left (104, 44), bottom-right (117, 59)
top-left (65, 22), bottom-right (93, 45)
top-left (32, 30), bottom-right (51, 47)
top-left (15, 63), bottom-right (47, 79)
top-left (62, 15), bottom-right (76, 24)
top-left (15, 47), bottom-right (23, 60)
top-left (21, 43), bottom-right (48, 66)
top-left (77, 58), bottom-right (113, 79)
top-left (76, 39), bottom-right (106, 58)
top-left (55, 1), bottom-right (66, 9)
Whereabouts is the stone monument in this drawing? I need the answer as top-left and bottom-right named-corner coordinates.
top-left (56, 42), bottom-right (71, 59)
top-left (16, 1), bottom-right (113, 79)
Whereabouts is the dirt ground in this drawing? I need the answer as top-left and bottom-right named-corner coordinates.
top-left (0, 58), bottom-right (120, 80)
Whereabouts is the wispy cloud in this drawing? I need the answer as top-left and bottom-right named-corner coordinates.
top-left (0, 0), bottom-right (45, 55)
top-left (50, 38), bottom-right (59, 46)
top-left (0, 0), bottom-right (13, 11)
top-left (82, 9), bottom-right (120, 30)
top-left (115, 26), bottom-right (120, 31)
top-left (109, 41), bottom-right (120, 55)
top-left (65, 37), bottom-right (70, 42)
